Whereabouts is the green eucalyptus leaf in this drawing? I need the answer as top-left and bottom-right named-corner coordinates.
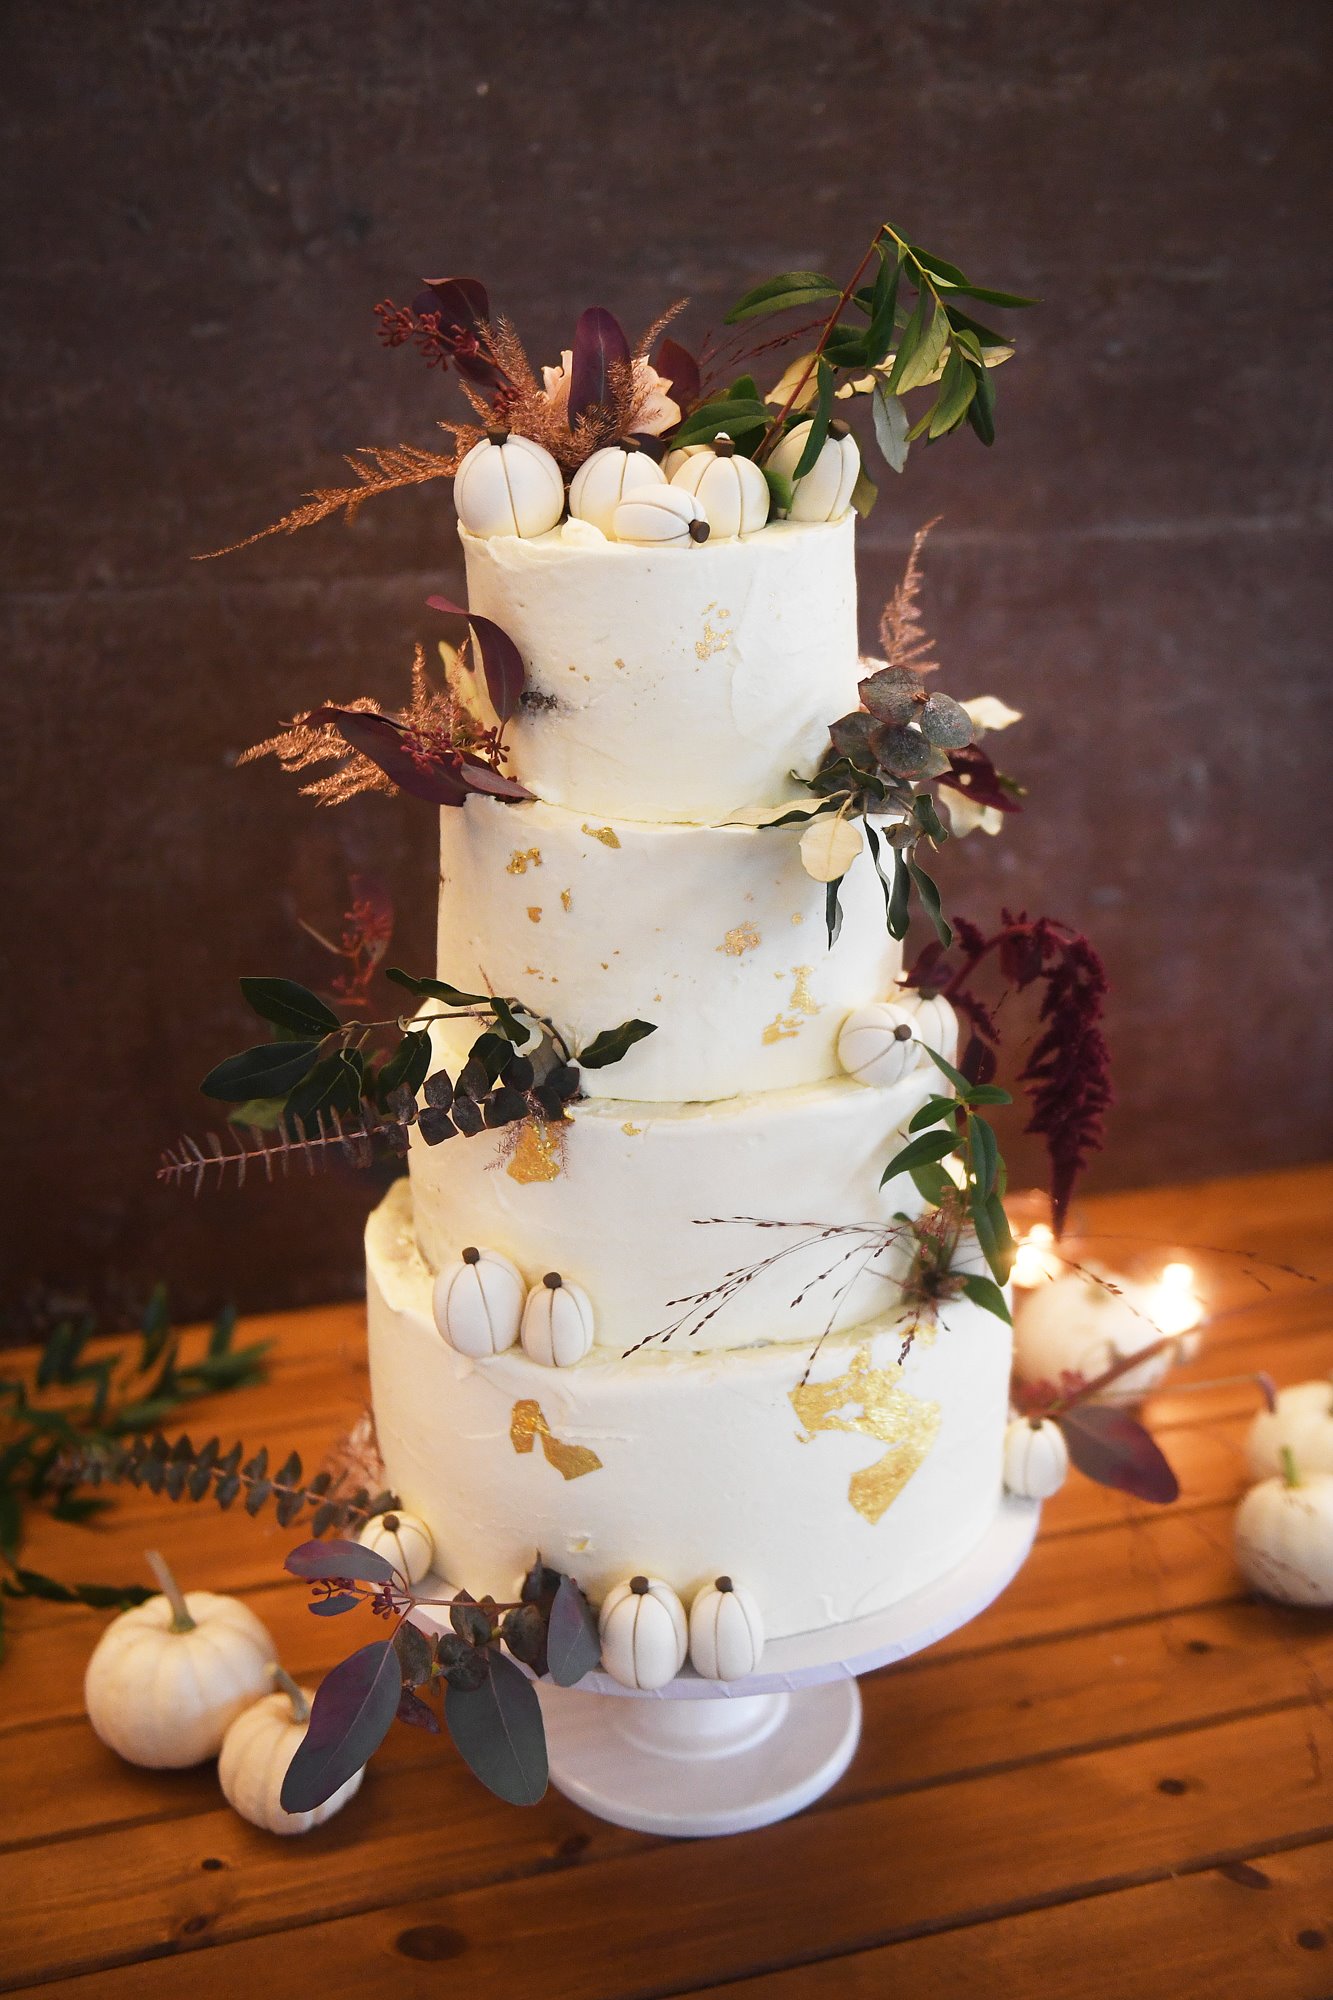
top-left (911, 791), bottom-right (948, 843)
top-left (578, 1019), bottom-right (657, 1070)
top-left (911, 1162), bottom-right (961, 1206)
top-left (239, 977), bottom-right (341, 1038)
top-left (871, 381), bottom-right (910, 473)
top-left (386, 967), bottom-right (491, 1008)
top-left (885, 286), bottom-right (927, 393)
top-left (967, 359), bottom-right (997, 446)
top-left (921, 1043), bottom-right (973, 1094)
top-left (969, 1112), bottom-right (999, 1201)
top-left (865, 254), bottom-right (902, 367)
top-left (762, 466), bottom-right (794, 514)
top-left (726, 373), bottom-right (760, 402)
top-left (445, 1652), bottom-right (548, 1806)
top-left (850, 462), bottom-right (879, 516)
top-left (670, 397), bottom-right (771, 448)
top-left (880, 1127), bottom-right (958, 1187)
top-left (723, 271), bottom-right (841, 324)
top-left (906, 859), bottom-right (952, 946)
top-left (928, 349), bottom-right (978, 437)
top-left (375, 1030), bottom-right (432, 1103)
top-left (963, 1083), bottom-right (1013, 1108)
top-left (201, 1040), bottom-right (321, 1103)
top-left (894, 303), bottom-right (950, 395)
top-left (908, 1094), bottom-right (960, 1132)
top-left (791, 360), bottom-right (835, 477)
top-left (887, 848), bottom-right (911, 940)
top-left (825, 874), bottom-right (844, 949)
top-left (960, 1274), bottom-right (1012, 1324)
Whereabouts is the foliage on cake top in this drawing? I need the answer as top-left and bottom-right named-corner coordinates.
top-left (198, 220), bottom-right (1033, 557)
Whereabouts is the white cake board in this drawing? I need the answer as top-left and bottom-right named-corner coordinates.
top-left (415, 1496), bottom-right (1039, 1838)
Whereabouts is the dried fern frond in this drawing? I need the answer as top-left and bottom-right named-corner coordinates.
top-left (196, 442), bottom-right (460, 560)
top-left (634, 296), bottom-right (688, 361)
top-left (157, 1111), bottom-right (381, 1195)
top-left (879, 516), bottom-right (943, 675)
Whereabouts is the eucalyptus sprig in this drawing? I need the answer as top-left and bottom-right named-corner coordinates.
top-left (676, 222), bottom-right (1035, 510)
top-left (0, 1292), bottom-right (268, 1651)
top-left (881, 1044), bottom-right (1017, 1316)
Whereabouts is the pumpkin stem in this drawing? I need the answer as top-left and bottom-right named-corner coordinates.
top-left (1279, 1444), bottom-right (1301, 1490)
top-left (145, 1549), bottom-right (194, 1632)
top-left (271, 1663), bottom-right (311, 1723)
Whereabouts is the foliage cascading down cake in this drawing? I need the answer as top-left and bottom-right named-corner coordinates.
top-left (366, 505), bottom-right (1012, 1641)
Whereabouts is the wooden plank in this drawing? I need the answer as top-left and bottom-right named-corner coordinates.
top-left (2, 1705), bottom-right (1329, 1996)
top-left (4, 1593), bottom-right (1329, 1855)
top-left (676, 1839), bottom-right (1333, 2000)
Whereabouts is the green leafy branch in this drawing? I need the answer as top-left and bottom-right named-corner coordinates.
top-left (0, 1293), bottom-right (268, 1651)
top-left (881, 1045), bottom-right (1017, 1317)
top-left (680, 222), bottom-right (1034, 509)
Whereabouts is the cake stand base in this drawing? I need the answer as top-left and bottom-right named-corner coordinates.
top-left (536, 1677), bottom-right (861, 1838)
top-left (413, 1497), bottom-right (1039, 1838)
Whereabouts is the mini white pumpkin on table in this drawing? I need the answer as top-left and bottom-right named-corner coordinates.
top-left (433, 1244), bottom-right (525, 1358)
top-left (688, 1576), bottom-right (766, 1681)
top-left (668, 434), bottom-right (770, 538)
top-left (1014, 1265), bottom-right (1198, 1399)
top-left (611, 485), bottom-right (711, 547)
top-left (1234, 1450), bottom-right (1333, 1607)
top-left (84, 1550), bottom-right (274, 1768)
top-left (454, 429), bottom-right (565, 539)
top-left (1002, 1416), bottom-right (1070, 1500)
top-left (836, 991), bottom-right (958, 1089)
top-left (520, 1271), bottom-right (596, 1367)
top-left (599, 1575), bottom-right (688, 1690)
top-left (219, 1665), bottom-right (365, 1835)
top-left (357, 1508), bottom-right (436, 1587)
top-left (568, 439), bottom-right (666, 535)
top-left (1245, 1377), bottom-right (1333, 1481)
top-left (767, 417), bottom-right (860, 521)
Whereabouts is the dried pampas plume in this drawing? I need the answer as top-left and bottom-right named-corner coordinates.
top-left (878, 516), bottom-right (942, 676)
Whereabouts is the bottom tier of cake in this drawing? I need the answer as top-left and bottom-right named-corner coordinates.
top-left (367, 1183), bottom-right (1012, 1641)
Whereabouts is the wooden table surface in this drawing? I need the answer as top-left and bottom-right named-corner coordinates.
top-left (2, 1165), bottom-right (1331, 1998)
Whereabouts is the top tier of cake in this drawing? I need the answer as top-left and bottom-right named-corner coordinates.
top-left (461, 512), bottom-right (860, 824)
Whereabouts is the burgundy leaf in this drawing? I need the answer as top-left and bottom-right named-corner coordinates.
top-left (308, 1592), bottom-right (362, 1616)
top-left (457, 753), bottom-right (532, 802)
top-left (285, 1537), bottom-right (395, 1584)
top-left (545, 1574), bottom-right (601, 1687)
top-left (655, 335), bottom-right (701, 416)
top-left (937, 744), bottom-right (1022, 814)
top-left (444, 1651), bottom-right (548, 1805)
top-left (306, 707), bottom-right (472, 807)
top-left (960, 1033), bottom-right (998, 1085)
top-left (567, 306), bottom-right (631, 425)
top-left (416, 276), bottom-right (500, 387)
top-left (396, 1687), bottom-right (440, 1733)
top-left (1058, 1404), bottom-right (1179, 1505)
top-left (280, 1639), bottom-right (401, 1812)
top-left (426, 594), bottom-right (527, 724)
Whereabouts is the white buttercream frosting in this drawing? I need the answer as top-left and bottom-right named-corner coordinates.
top-left (368, 1179), bottom-right (1011, 1640)
top-left (436, 795), bottom-right (900, 1101)
top-left (461, 514), bottom-right (860, 822)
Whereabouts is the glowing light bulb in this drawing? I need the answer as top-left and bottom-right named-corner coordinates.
top-left (1144, 1261), bottom-right (1204, 1338)
top-left (1011, 1221), bottom-right (1061, 1289)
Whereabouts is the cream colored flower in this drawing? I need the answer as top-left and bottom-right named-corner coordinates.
top-left (540, 351), bottom-right (681, 436)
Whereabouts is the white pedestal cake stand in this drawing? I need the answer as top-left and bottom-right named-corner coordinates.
top-left (416, 1496), bottom-right (1039, 1840)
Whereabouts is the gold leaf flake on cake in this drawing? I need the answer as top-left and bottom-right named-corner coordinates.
top-left (527, 905), bottom-right (542, 923)
top-left (504, 1119), bottom-right (564, 1183)
top-left (790, 966), bottom-right (818, 1015)
top-left (510, 1400), bottom-right (602, 1480)
top-left (694, 622), bottom-right (732, 661)
top-left (791, 1347), bottom-right (940, 1525)
top-left (560, 889), bottom-right (572, 911)
top-left (718, 922), bottom-right (761, 957)
top-left (791, 912), bottom-right (804, 925)
top-left (506, 846), bottom-right (543, 875)
top-left (621, 1121), bottom-right (643, 1136)
top-left (762, 1012), bottom-right (802, 1043)
top-left (582, 823), bottom-right (621, 849)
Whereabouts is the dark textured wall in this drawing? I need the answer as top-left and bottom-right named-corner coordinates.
top-left (2, 1), bottom-right (1329, 1329)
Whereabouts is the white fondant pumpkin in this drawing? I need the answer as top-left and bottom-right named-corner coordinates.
top-left (611, 485), bottom-right (711, 547)
top-left (218, 1666), bottom-right (365, 1835)
top-left (454, 430), bottom-right (564, 539)
top-left (836, 1002), bottom-right (924, 1087)
top-left (1245, 1380), bottom-right (1333, 1481)
top-left (688, 1576), bottom-right (765, 1681)
top-left (568, 442), bottom-right (666, 535)
top-left (1014, 1268), bottom-right (1189, 1399)
top-left (599, 1575), bottom-right (688, 1689)
top-left (357, 1509), bottom-right (435, 1586)
top-left (663, 442), bottom-right (710, 480)
top-left (1235, 1463), bottom-right (1333, 1607)
top-left (669, 436), bottom-right (770, 538)
top-left (767, 419), bottom-right (860, 522)
top-left (907, 991), bottom-right (959, 1066)
top-left (520, 1271), bottom-right (595, 1367)
top-left (1002, 1417), bottom-right (1070, 1500)
top-left (84, 1552), bottom-right (274, 1768)
top-left (433, 1245), bottom-right (525, 1358)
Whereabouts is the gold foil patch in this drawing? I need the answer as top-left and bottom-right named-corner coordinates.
top-left (527, 906), bottom-right (542, 923)
top-left (582, 823), bottom-right (621, 849)
top-left (560, 889), bottom-right (572, 911)
top-left (511, 1400), bottom-right (602, 1480)
top-left (695, 623), bottom-right (731, 661)
top-left (621, 1121), bottom-right (643, 1136)
top-left (791, 1346), bottom-right (939, 1525)
top-left (719, 922), bottom-right (761, 957)
top-left (506, 847), bottom-right (542, 875)
top-left (790, 966), bottom-right (818, 1016)
top-left (762, 1012), bottom-right (802, 1043)
top-left (505, 1120), bottom-right (563, 1183)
